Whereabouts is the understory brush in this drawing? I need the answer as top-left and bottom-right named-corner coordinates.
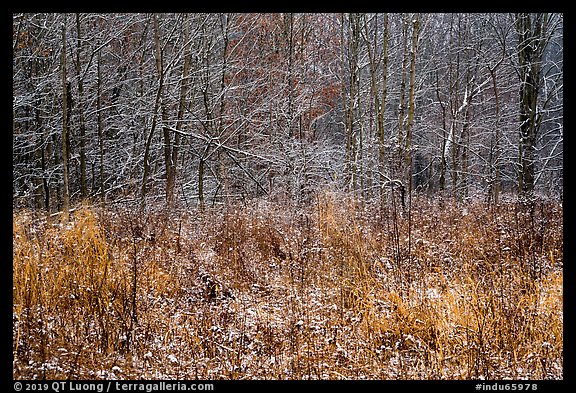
top-left (13, 194), bottom-right (563, 379)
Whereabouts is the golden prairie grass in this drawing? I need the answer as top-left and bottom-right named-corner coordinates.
top-left (13, 194), bottom-right (562, 379)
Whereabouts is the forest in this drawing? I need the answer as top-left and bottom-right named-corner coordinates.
top-left (13, 13), bottom-right (563, 380)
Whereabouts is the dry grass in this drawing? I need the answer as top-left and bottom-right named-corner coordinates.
top-left (13, 193), bottom-right (563, 379)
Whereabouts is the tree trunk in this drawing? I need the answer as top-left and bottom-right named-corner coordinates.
top-left (172, 14), bottom-right (192, 208)
top-left (152, 15), bottom-right (176, 208)
top-left (198, 158), bottom-right (205, 209)
top-left (488, 60), bottom-right (502, 205)
top-left (343, 13), bottom-right (360, 192)
top-left (379, 14), bottom-right (389, 188)
top-left (75, 13), bottom-right (87, 199)
top-left (516, 13), bottom-right (548, 197)
top-left (435, 70), bottom-right (447, 193)
top-left (363, 13), bottom-right (389, 200)
top-left (97, 46), bottom-right (105, 204)
top-left (139, 16), bottom-right (160, 213)
top-left (397, 15), bottom-right (409, 174)
top-left (405, 14), bottom-right (419, 192)
top-left (61, 14), bottom-right (70, 221)
top-left (286, 13), bottom-right (295, 138)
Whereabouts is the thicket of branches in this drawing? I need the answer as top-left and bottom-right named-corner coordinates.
top-left (13, 13), bottom-right (563, 212)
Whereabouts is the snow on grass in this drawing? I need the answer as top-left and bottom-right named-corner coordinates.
top-left (13, 195), bottom-right (563, 379)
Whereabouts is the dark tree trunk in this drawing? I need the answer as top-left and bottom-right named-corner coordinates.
top-left (516, 13), bottom-right (548, 197)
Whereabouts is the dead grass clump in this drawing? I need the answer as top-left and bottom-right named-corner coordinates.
top-left (14, 206), bottom-right (130, 378)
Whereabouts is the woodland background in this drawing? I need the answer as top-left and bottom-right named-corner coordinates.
top-left (13, 13), bottom-right (563, 210)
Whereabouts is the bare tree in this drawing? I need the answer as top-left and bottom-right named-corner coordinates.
top-left (515, 13), bottom-right (554, 197)
top-left (61, 14), bottom-right (71, 220)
